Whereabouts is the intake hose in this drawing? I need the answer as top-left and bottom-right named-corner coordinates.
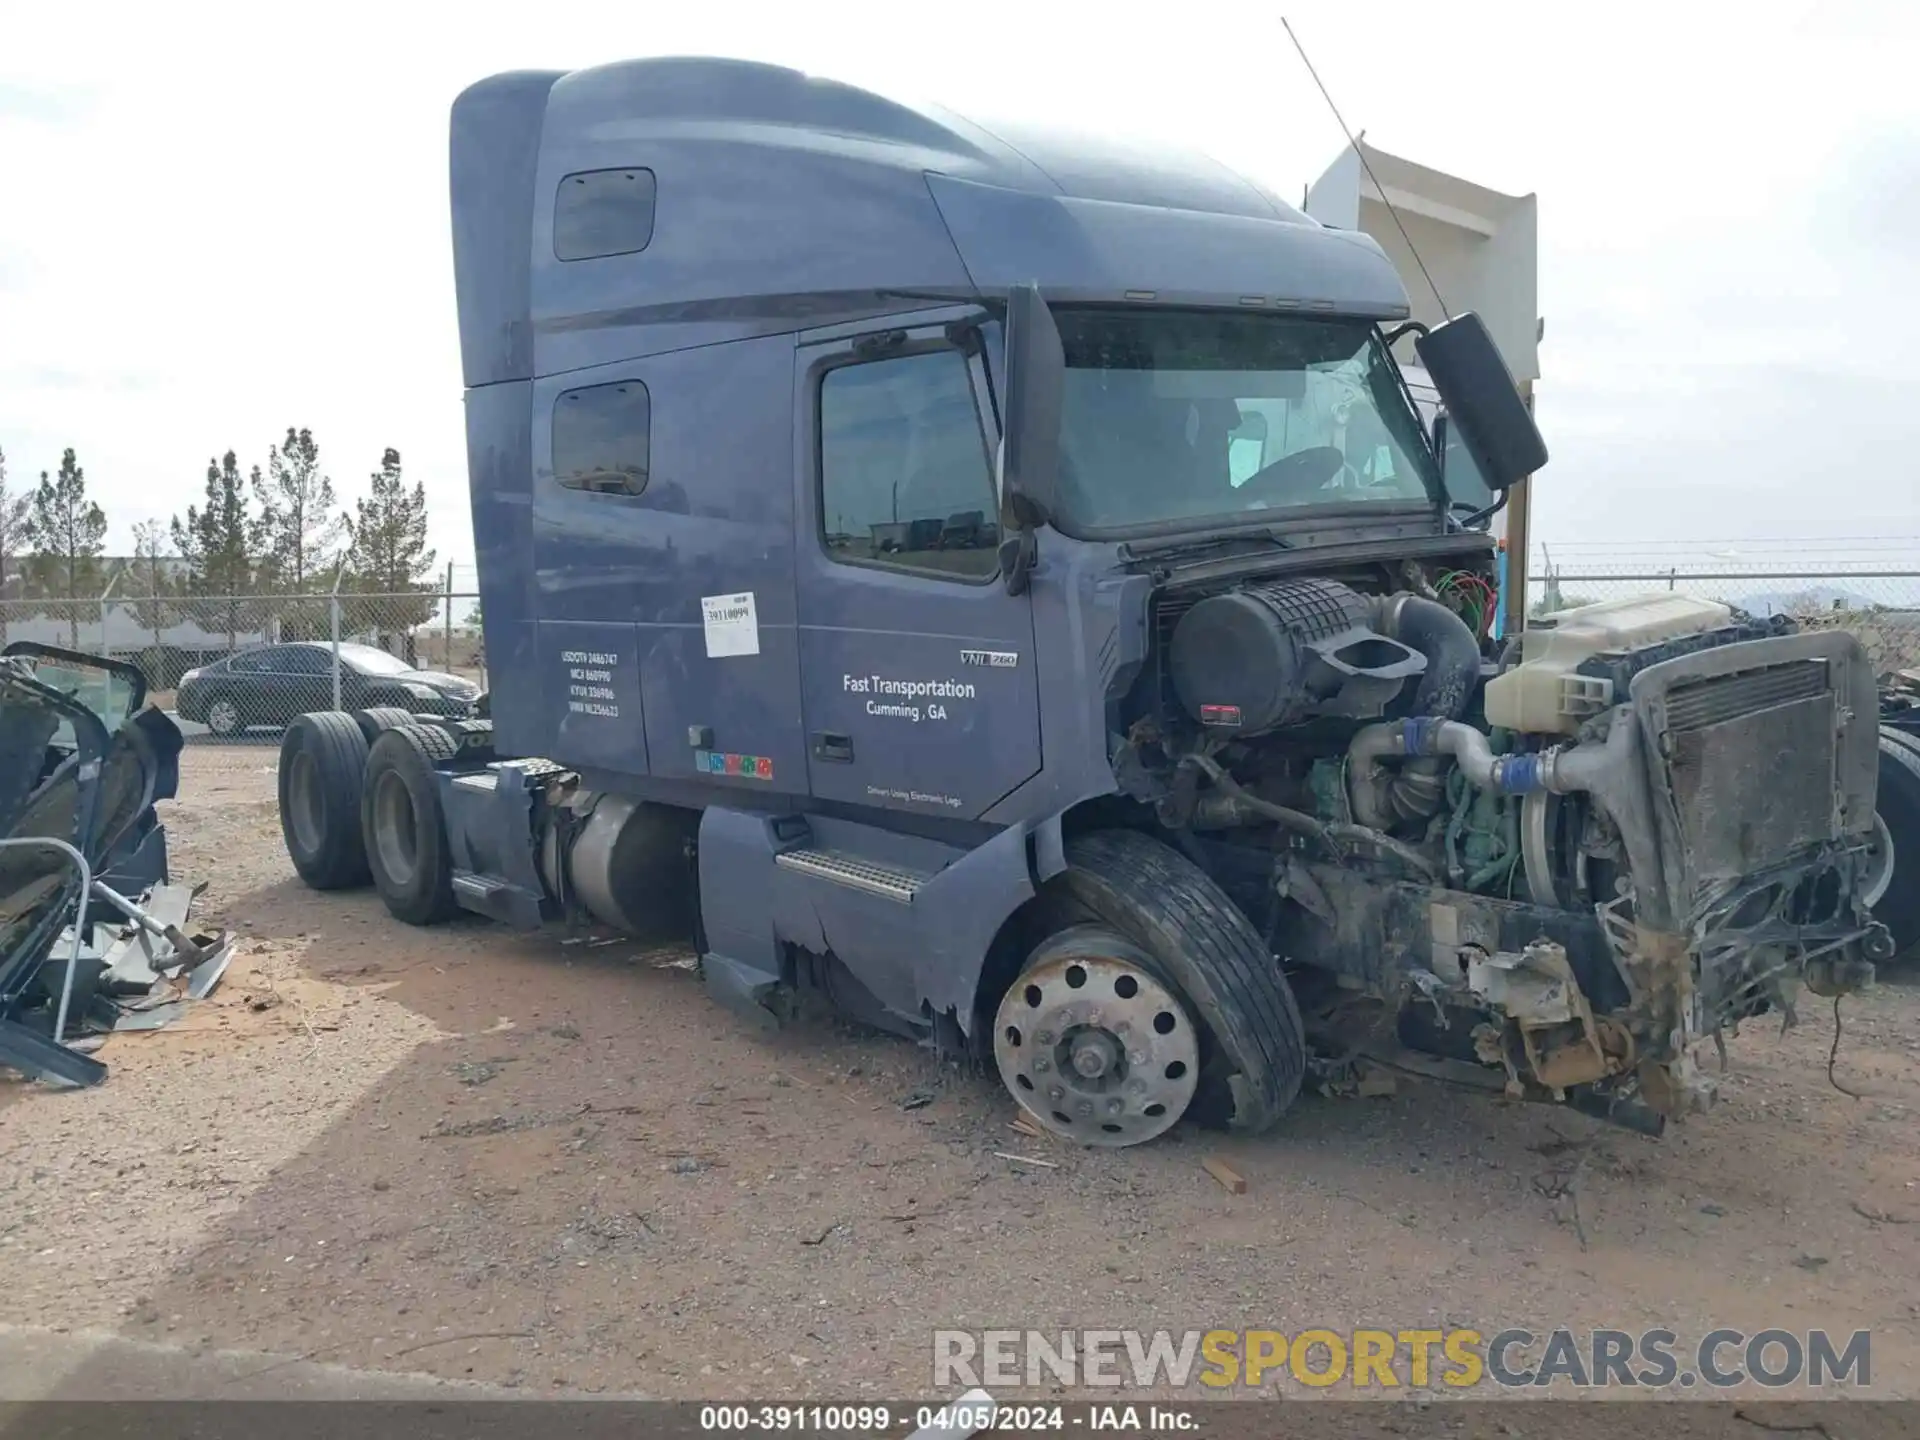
top-left (1350, 593), bottom-right (1485, 828)
top-left (1351, 718), bottom-right (1537, 796)
top-left (1375, 592), bottom-right (1482, 722)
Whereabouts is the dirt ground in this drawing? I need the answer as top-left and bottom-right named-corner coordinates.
top-left (5, 745), bottom-right (1920, 1404)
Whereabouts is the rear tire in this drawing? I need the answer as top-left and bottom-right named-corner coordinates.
top-left (352, 706), bottom-right (417, 744)
top-left (1045, 829), bottom-right (1307, 1135)
top-left (277, 712), bottom-right (371, 890)
top-left (1872, 730), bottom-right (1920, 962)
top-left (361, 724), bottom-right (460, 926)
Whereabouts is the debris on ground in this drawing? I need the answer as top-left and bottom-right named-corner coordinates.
top-left (1201, 1155), bottom-right (1249, 1194)
top-left (993, 1150), bottom-right (1058, 1169)
top-left (1356, 1065), bottom-right (1401, 1098)
top-left (0, 642), bottom-right (236, 1087)
top-left (49, 882), bottom-right (235, 1036)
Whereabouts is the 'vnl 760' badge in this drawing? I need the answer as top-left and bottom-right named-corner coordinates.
top-left (959, 649), bottom-right (1019, 668)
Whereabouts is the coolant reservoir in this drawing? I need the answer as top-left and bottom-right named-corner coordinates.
top-left (1483, 593), bottom-right (1735, 736)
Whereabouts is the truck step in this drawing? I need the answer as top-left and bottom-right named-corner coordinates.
top-left (451, 870), bottom-right (546, 928)
top-left (774, 847), bottom-right (924, 903)
top-left (453, 872), bottom-right (508, 900)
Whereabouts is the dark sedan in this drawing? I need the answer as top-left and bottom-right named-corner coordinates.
top-left (175, 641), bottom-right (480, 736)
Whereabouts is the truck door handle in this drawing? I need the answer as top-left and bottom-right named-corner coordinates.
top-left (814, 731), bottom-right (853, 763)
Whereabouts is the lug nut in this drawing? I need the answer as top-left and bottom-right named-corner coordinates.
top-left (1034, 1057), bottom-right (1051, 1072)
top-left (1076, 1101), bottom-right (1093, 1116)
top-left (1049, 1086), bottom-right (1065, 1101)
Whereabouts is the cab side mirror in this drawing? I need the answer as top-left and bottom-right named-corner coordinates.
top-left (1415, 313), bottom-right (1547, 491)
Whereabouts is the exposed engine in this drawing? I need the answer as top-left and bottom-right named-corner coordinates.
top-left (1115, 566), bottom-right (1890, 1131)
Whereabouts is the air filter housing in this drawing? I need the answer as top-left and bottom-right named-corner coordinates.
top-left (1168, 577), bottom-right (1426, 735)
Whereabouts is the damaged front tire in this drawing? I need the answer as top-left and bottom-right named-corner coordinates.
top-left (996, 829), bottom-right (1306, 1142)
top-left (1871, 729), bottom-right (1920, 962)
top-left (996, 925), bottom-right (1202, 1147)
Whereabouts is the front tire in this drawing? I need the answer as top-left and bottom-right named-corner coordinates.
top-left (994, 829), bottom-right (1306, 1143)
top-left (995, 925), bottom-right (1202, 1147)
top-left (1871, 730), bottom-right (1920, 962)
top-left (361, 724), bottom-right (460, 926)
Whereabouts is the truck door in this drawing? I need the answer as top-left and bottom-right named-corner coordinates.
top-left (793, 317), bottom-right (1040, 818)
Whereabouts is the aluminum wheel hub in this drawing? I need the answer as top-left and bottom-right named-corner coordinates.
top-left (992, 949), bottom-right (1200, 1148)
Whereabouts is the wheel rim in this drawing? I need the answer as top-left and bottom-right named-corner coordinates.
top-left (208, 699), bottom-right (239, 734)
top-left (371, 769), bottom-right (420, 887)
top-left (993, 948), bottom-right (1201, 1148)
top-left (287, 750), bottom-right (324, 855)
top-left (1863, 812), bottom-right (1895, 911)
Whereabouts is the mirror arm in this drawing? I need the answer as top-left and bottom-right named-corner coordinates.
top-left (1456, 490), bottom-right (1509, 531)
top-left (1383, 320), bottom-right (1431, 348)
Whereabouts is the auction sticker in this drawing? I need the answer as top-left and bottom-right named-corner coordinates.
top-left (701, 591), bottom-right (760, 659)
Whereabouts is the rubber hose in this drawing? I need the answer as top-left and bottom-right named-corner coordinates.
top-left (1378, 593), bottom-right (1482, 720)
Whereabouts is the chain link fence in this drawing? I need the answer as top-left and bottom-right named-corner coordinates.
top-left (0, 590), bottom-right (484, 742)
top-left (1526, 557), bottom-right (1920, 679)
top-left (8, 549), bottom-right (1920, 746)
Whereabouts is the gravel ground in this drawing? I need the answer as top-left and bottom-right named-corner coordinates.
top-left (4, 743), bottom-right (1920, 1403)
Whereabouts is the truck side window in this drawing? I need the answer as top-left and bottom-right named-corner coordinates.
top-left (818, 348), bottom-right (999, 579)
top-left (553, 381), bottom-right (649, 496)
top-left (553, 168), bottom-right (657, 261)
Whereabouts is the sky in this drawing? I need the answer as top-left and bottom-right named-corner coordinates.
top-left (2, 0), bottom-right (1917, 581)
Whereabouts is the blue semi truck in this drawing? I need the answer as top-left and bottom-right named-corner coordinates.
top-left (275, 57), bottom-right (1888, 1147)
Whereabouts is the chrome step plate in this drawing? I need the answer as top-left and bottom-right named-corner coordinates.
top-left (774, 847), bottom-right (922, 903)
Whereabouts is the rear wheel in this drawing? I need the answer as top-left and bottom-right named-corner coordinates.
top-left (1871, 730), bottom-right (1920, 962)
top-left (277, 712), bottom-right (371, 889)
top-left (993, 828), bottom-right (1306, 1144)
top-left (352, 706), bottom-right (417, 744)
top-left (361, 724), bottom-right (460, 926)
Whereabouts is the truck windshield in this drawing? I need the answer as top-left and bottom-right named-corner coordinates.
top-left (1052, 309), bottom-right (1438, 534)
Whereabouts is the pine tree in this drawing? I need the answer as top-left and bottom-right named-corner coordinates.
top-left (344, 448), bottom-right (437, 640)
top-left (26, 447), bottom-right (108, 647)
top-left (253, 426), bottom-right (344, 593)
top-left (0, 445), bottom-right (32, 642)
top-left (127, 519), bottom-right (174, 677)
top-left (172, 451), bottom-right (265, 649)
